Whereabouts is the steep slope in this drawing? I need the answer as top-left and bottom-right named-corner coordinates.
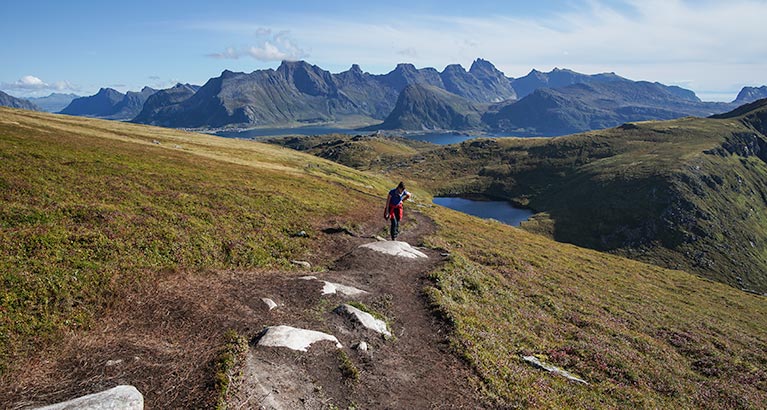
top-left (60, 87), bottom-right (125, 116)
top-left (484, 81), bottom-right (731, 135)
top-left (135, 61), bottom-right (367, 128)
top-left (27, 93), bottom-right (79, 112)
top-left (334, 64), bottom-right (400, 119)
top-left (734, 85), bottom-right (767, 105)
top-left (106, 86), bottom-right (157, 120)
top-left (439, 59), bottom-right (517, 103)
top-left (375, 63), bottom-right (445, 92)
top-left (130, 83), bottom-right (200, 124)
top-left (0, 90), bottom-right (42, 111)
top-left (376, 84), bottom-right (485, 131)
top-left (511, 67), bottom-right (630, 98)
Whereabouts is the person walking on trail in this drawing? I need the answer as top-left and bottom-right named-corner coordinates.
top-left (384, 182), bottom-right (411, 241)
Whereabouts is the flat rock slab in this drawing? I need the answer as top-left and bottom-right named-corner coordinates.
top-left (335, 304), bottom-right (391, 337)
top-left (298, 276), bottom-right (368, 296)
top-left (522, 355), bottom-right (588, 384)
top-left (257, 325), bottom-right (342, 352)
top-left (359, 241), bottom-right (428, 259)
top-left (33, 385), bottom-right (143, 410)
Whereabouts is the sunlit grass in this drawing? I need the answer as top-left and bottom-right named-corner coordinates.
top-left (0, 107), bottom-right (391, 374)
top-left (423, 205), bottom-right (767, 408)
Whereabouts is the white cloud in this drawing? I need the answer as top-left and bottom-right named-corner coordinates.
top-left (12, 75), bottom-right (47, 89)
top-left (191, 1), bottom-right (767, 100)
top-left (208, 29), bottom-right (307, 62)
top-left (283, 0), bottom-right (767, 99)
top-left (1, 76), bottom-right (80, 96)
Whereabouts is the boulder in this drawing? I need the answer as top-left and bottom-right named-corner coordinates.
top-left (32, 385), bottom-right (143, 410)
top-left (257, 325), bottom-right (342, 352)
top-left (359, 241), bottom-right (428, 259)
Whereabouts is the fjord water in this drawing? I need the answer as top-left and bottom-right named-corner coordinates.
top-left (214, 127), bottom-right (478, 144)
top-left (433, 197), bottom-right (534, 226)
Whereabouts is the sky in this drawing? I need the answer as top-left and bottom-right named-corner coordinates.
top-left (2, 0), bottom-right (766, 102)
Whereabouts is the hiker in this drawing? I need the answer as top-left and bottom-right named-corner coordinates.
top-left (384, 181), bottom-right (411, 241)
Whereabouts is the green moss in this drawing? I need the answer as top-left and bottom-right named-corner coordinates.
top-left (337, 349), bottom-right (359, 383)
top-left (214, 329), bottom-right (249, 410)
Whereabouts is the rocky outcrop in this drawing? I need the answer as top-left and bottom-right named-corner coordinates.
top-left (32, 385), bottom-right (143, 410)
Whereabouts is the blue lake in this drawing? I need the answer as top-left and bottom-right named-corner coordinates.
top-left (213, 127), bottom-right (526, 145)
top-left (433, 197), bottom-right (534, 227)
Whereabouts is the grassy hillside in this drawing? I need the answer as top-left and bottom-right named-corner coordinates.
top-left (266, 133), bottom-right (436, 171)
top-left (358, 109), bottom-right (767, 294)
top-left (0, 107), bottom-right (391, 374)
top-left (1, 107), bottom-right (765, 409)
top-left (423, 206), bottom-right (767, 408)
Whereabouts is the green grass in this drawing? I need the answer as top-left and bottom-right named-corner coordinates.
top-left (423, 206), bottom-right (767, 408)
top-left (3, 107), bottom-right (767, 409)
top-left (337, 349), bottom-right (360, 383)
top-left (214, 330), bottom-right (249, 410)
top-left (343, 115), bottom-right (767, 293)
top-left (0, 107), bottom-right (391, 374)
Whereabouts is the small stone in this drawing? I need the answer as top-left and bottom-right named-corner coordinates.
top-left (152, 139), bottom-right (160, 144)
top-left (105, 359), bottom-right (123, 367)
top-left (356, 341), bottom-right (369, 351)
top-left (292, 230), bottom-right (308, 238)
top-left (335, 304), bottom-right (391, 337)
top-left (262, 298), bottom-right (278, 311)
top-left (374, 235), bottom-right (387, 242)
top-left (291, 260), bottom-right (311, 269)
top-left (522, 355), bottom-right (588, 384)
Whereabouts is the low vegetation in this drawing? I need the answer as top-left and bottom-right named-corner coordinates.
top-left (275, 105), bottom-right (767, 294)
top-left (0, 107), bottom-right (390, 374)
top-left (423, 206), bottom-right (767, 408)
top-left (2, 106), bottom-right (765, 408)
top-left (214, 330), bottom-right (249, 410)
top-left (337, 349), bottom-right (360, 383)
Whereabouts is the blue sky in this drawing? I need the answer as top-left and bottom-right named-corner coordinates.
top-left (2, 0), bottom-right (766, 101)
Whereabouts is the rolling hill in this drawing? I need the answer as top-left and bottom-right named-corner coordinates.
top-left (1, 107), bottom-right (764, 409)
top-left (371, 100), bottom-right (767, 295)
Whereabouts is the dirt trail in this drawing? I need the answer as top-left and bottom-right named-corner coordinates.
top-left (2, 210), bottom-right (482, 409)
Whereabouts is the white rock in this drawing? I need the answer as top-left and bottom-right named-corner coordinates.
top-left (356, 341), bottom-right (369, 351)
top-left (262, 298), bottom-right (278, 311)
top-left (257, 325), bottom-right (342, 352)
top-left (32, 385), bottom-right (143, 410)
top-left (322, 281), bottom-right (368, 296)
top-left (522, 355), bottom-right (588, 384)
top-left (290, 260), bottom-right (311, 269)
top-left (298, 276), bottom-right (367, 296)
top-left (335, 304), bottom-right (391, 337)
top-left (360, 241), bottom-right (428, 259)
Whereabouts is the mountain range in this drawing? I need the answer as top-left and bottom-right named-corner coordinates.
top-left (27, 93), bottom-right (80, 112)
top-left (7, 59), bottom-right (767, 136)
top-left (61, 86), bottom-right (157, 120)
top-left (0, 90), bottom-right (41, 111)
